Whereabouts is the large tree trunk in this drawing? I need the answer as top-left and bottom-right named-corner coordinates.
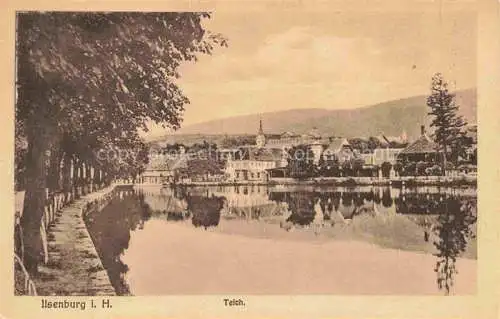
top-left (47, 141), bottom-right (63, 195)
top-left (79, 161), bottom-right (85, 195)
top-left (81, 161), bottom-right (86, 195)
top-left (442, 145), bottom-right (448, 176)
top-left (62, 153), bottom-right (73, 201)
top-left (92, 165), bottom-right (100, 189)
top-left (84, 161), bottom-right (90, 193)
top-left (72, 158), bottom-right (80, 198)
top-left (20, 130), bottom-right (51, 275)
top-left (102, 170), bottom-right (108, 186)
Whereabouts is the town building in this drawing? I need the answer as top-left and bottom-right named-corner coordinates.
top-left (265, 127), bottom-right (327, 149)
top-left (225, 147), bottom-right (285, 181)
top-left (137, 162), bottom-right (174, 184)
top-left (224, 120), bottom-right (291, 182)
top-left (463, 124), bottom-right (477, 164)
top-left (398, 125), bottom-right (440, 163)
top-left (373, 131), bottom-right (408, 147)
top-left (322, 138), bottom-right (354, 164)
top-left (308, 140), bottom-right (324, 165)
top-left (369, 148), bottom-right (404, 166)
top-left (137, 148), bottom-right (188, 184)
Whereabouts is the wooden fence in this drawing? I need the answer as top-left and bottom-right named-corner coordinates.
top-left (14, 253), bottom-right (37, 296)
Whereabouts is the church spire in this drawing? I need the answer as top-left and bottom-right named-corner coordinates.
top-left (258, 117), bottom-right (264, 135)
top-left (256, 116), bottom-right (266, 148)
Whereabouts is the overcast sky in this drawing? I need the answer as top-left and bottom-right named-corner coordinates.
top-left (143, 2), bottom-right (476, 137)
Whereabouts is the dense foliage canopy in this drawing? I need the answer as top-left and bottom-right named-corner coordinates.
top-left (16, 12), bottom-right (227, 274)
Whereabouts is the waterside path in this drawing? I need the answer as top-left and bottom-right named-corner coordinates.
top-left (33, 186), bottom-right (117, 296)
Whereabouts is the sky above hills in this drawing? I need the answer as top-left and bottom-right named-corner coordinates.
top-left (142, 1), bottom-right (476, 138)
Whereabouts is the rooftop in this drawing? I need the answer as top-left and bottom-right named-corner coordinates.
top-left (325, 138), bottom-right (351, 152)
top-left (400, 134), bottom-right (438, 154)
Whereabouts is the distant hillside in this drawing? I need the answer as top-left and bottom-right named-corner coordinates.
top-left (148, 134), bottom-right (253, 147)
top-left (154, 88), bottom-right (476, 142)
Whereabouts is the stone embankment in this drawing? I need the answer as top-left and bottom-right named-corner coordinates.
top-left (169, 175), bottom-right (477, 187)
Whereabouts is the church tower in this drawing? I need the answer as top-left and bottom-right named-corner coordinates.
top-left (256, 118), bottom-right (266, 148)
top-left (400, 130), bottom-right (408, 143)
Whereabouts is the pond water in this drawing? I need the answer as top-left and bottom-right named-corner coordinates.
top-left (85, 184), bottom-right (477, 295)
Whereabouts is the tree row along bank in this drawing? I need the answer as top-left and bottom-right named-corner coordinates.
top-left (16, 185), bottom-right (118, 296)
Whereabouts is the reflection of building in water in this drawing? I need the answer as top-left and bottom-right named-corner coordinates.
top-left (207, 185), bottom-right (279, 217)
top-left (313, 199), bottom-right (324, 224)
top-left (136, 186), bottom-right (188, 213)
top-left (311, 199), bottom-right (325, 233)
top-left (137, 184), bottom-right (476, 227)
top-left (373, 187), bottom-right (397, 215)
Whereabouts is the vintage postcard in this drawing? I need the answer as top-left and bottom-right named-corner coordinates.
top-left (1, 0), bottom-right (500, 318)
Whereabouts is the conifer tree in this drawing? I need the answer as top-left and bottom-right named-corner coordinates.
top-left (427, 73), bottom-right (468, 171)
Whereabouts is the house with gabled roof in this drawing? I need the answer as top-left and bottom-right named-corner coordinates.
top-left (322, 138), bottom-right (354, 164)
top-left (138, 149), bottom-right (189, 184)
top-left (463, 124), bottom-right (477, 165)
top-left (225, 146), bottom-right (286, 182)
top-left (397, 125), bottom-right (440, 164)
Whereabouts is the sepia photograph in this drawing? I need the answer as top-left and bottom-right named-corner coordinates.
top-left (13, 6), bottom-right (479, 299)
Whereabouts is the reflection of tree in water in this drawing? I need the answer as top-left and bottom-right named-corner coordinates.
top-left (353, 192), bottom-right (364, 208)
top-left (172, 185), bottom-right (188, 200)
top-left (137, 192), bottom-right (152, 228)
top-left (285, 192), bottom-right (316, 226)
top-left (293, 191), bottom-right (381, 224)
top-left (85, 190), bottom-right (150, 295)
top-left (373, 190), bottom-right (381, 204)
top-left (365, 190), bottom-right (374, 202)
top-left (187, 195), bottom-right (226, 229)
top-left (381, 188), bottom-right (393, 208)
top-left (433, 197), bottom-right (477, 295)
top-left (268, 191), bottom-right (288, 203)
top-left (396, 193), bottom-right (442, 214)
top-left (332, 192), bottom-right (341, 211)
top-left (342, 192), bottom-right (354, 208)
top-left (318, 193), bottom-right (331, 221)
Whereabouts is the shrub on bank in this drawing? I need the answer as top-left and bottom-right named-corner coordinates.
top-left (427, 164), bottom-right (442, 176)
top-left (401, 162), bottom-right (416, 176)
top-left (340, 178), bottom-right (357, 187)
top-left (393, 162), bottom-right (403, 176)
top-left (381, 161), bottom-right (392, 178)
top-left (416, 161), bottom-right (428, 176)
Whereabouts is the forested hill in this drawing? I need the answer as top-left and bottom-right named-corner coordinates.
top-left (152, 88), bottom-right (476, 142)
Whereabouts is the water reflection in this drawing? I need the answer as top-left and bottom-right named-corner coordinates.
top-left (85, 185), bottom-right (476, 295)
top-left (433, 198), bottom-right (477, 294)
top-left (188, 194), bottom-right (225, 229)
top-left (85, 187), bottom-right (149, 295)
